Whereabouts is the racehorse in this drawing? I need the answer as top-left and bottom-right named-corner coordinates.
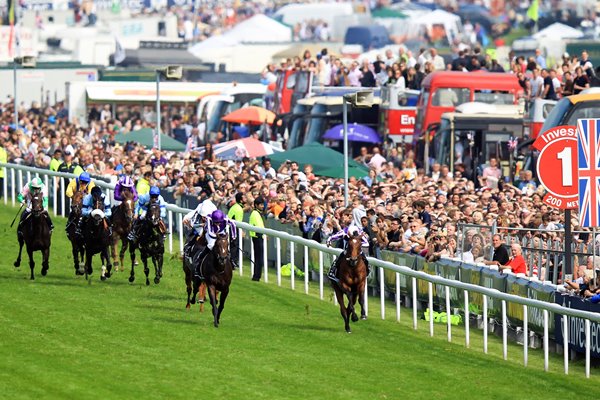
top-left (66, 190), bottom-right (85, 275)
top-left (110, 188), bottom-right (134, 271)
top-left (331, 232), bottom-right (368, 333)
top-left (192, 233), bottom-right (233, 327)
top-left (183, 230), bottom-right (208, 311)
top-left (128, 201), bottom-right (164, 286)
top-left (14, 193), bottom-right (52, 280)
top-left (82, 194), bottom-right (113, 280)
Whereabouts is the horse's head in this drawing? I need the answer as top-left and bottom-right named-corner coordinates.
top-left (345, 234), bottom-right (362, 267)
top-left (91, 192), bottom-right (105, 225)
top-left (31, 192), bottom-right (44, 216)
top-left (148, 201), bottom-right (161, 227)
top-left (214, 232), bottom-right (230, 267)
top-left (120, 189), bottom-right (134, 222)
top-left (71, 191), bottom-right (84, 215)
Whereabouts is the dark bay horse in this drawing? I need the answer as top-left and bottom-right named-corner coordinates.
top-left (110, 189), bottom-right (134, 271)
top-left (129, 202), bottom-right (164, 285)
top-left (183, 230), bottom-right (208, 311)
top-left (66, 190), bottom-right (85, 275)
top-left (14, 194), bottom-right (52, 280)
top-left (332, 233), bottom-right (368, 333)
top-left (82, 194), bottom-right (113, 280)
top-left (192, 233), bottom-right (233, 327)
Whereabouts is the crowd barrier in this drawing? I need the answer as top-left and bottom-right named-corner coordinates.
top-left (2, 162), bottom-right (600, 376)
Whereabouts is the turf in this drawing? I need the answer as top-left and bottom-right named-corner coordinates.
top-left (0, 204), bottom-right (593, 399)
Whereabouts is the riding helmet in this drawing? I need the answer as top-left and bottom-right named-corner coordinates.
top-left (211, 209), bottom-right (225, 223)
top-left (29, 177), bottom-right (43, 189)
top-left (119, 176), bottom-right (134, 187)
top-left (149, 186), bottom-right (160, 197)
top-left (91, 186), bottom-right (103, 197)
top-left (79, 172), bottom-right (91, 183)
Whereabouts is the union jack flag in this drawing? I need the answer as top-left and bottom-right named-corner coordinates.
top-left (577, 119), bottom-right (600, 227)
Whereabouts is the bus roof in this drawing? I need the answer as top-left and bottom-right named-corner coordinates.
top-left (298, 95), bottom-right (382, 107)
top-left (421, 71), bottom-right (520, 91)
top-left (441, 111), bottom-right (524, 122)
top-left (85, 81), bottom-right (227, 103)
top-left (568, 92), bottom-right (600, 104)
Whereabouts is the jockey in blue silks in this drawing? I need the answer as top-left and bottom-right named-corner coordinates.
top-left (76, 186), bottom-right (112, 238)
top-left (326, 207), bottom-right (370, 283)
top-left (128, 186), bottom-right (167, 243)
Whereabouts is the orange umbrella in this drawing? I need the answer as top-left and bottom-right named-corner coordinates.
top-left (221, 106), bottom-right (276, 125)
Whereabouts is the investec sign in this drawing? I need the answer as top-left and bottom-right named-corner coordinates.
top-left (532, 125), bottom-right (579, 210)
top-left (555, 294), bottom-right (600, 357)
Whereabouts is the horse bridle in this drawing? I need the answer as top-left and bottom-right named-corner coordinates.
top-left (215, 235), bottom-right (230, 267)
top-left (345, 237), bottom-right (361, 267)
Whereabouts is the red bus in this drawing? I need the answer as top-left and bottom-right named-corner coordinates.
top-left (379, 86), bottom-right (420, 144)
top-left (414, 71), bottom-right (524, 139)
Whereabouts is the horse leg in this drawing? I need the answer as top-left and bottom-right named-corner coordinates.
top-left (142, 253), bottom-right (150, 286)
top-left (206, 284), bottom-right (219, 328)
top-left (41, 247), bottom-right (50, 276)
top-left (153, 254), bottom-right (162, 285)
top-left (110, 240), bottom-right (118, 271)
top-left (185, 265), bottom-right (192, 309)
top-left (27, 247), bottom-right (35, 280)
top-left (358, 280), bottom-right (367, 320)
top-left (191, 276), bottom-right (200, 305)
top-left (102, 247), bottom-right (112, 279)
top-left (216, 286), bottom-right (229, 325)
top-left (128, 244), bottom-right (136, 283)
top-left (14, 235), bottom-right (24, 268)
top-left (85, 250), bottom-right (93, 277)
top-left (333, 285), bottom-right (351, 333)
top-left (349, 291), bottom-right (359, 322)
top-left (198, 282), bottom-right (206, 313)
top-left (119, 237), bottom-right (128, 272)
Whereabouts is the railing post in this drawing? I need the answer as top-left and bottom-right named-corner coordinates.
top-left (276, 237), bottom-right (281, 286)
top-left (523, 305), bottom-right (528, 367)
top-left (483, 295), bottom-right (488, 354)
top-left (60, 177), bottom-right (66, 218)
top-left (168, 210), bottom-right (173, 253)
top-left (446, 286), bottom-right (451, 343)
top-left (3, 166), bottom-right (7, 205)
top-left (263, 235), bottom-right (268, 283)
top-left (543, 309), bottom-right (549, 372)
top-left (17, 169), bottom-right (23, 197)
top-left (304, 245), bottom-right (309, 295)
top-left (563, 314), bottom-right (569, 375)
top-left (464, 290), bottom-right (470, 348)
top-left (428, 282), bottom-right (434, 337)
top-left (11, 168), bottom-right (15, 206)
top-left (26, 170), bottom-right (31, 184)
top-left (250, 233), bottom-right (255, 278)
top-left (412, 277), bottom-right (417, 330)
top-left (318, 250), bottom-right (323, 299)
top-left (364, 278), bottom-right (369, 317)
top-left (586, 319), bottom-right (591, 378)
top-left (502, 300), bottom-right (507, 360)
top-left (178, 213), bottom-right (184, 255)
top-left (380, 266), bottom-right (385, 320)
top-left (238, 228), bottom-right (243, 276)
top-left (52, 173), bottom-right (57, 216)
top-left (395, 272), bottom-right (401, 322)
top-left (290, 241), bottom-right (295, 290)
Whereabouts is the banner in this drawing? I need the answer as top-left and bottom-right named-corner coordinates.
top-left (415, 257), bottom-right (437, 303)
top-left (459, 263), bottom-right (483, 315)
top-left (381, 251), bottom-right (412, 297)
top-left (436, 259), bottom-right (462, 308)
top-left (479, 268), bottom-right (507, 319)
top-left (528, 281), bottom-right (556, 336)
top-left (505, 274), bottom-right (530, 327)
top-left (554, 294), bottom-right (600, 358)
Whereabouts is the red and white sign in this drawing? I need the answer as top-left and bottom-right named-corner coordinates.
top-left (532, 125), bottom-right (579, 209)
top-left (386, 109), bottom-right (416, 136)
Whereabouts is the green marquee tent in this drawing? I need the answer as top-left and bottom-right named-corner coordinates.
top-left (113, 128), bottom-right (186, 152)
top-left (269, 142), bottom-right (369, 178)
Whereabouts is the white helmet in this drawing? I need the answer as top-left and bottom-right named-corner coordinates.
top-left (347, 225), bottom-right (360, 237)
top-left (199, 199), bottom-right (217, 218)
top-left (91, 209), bottom-right (105, 219)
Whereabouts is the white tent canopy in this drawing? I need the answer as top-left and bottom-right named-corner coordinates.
top-left (189, 14), bottom-right (292, 56)
top-left (533, 22), bottom-right (584, 39)
top-left (410, 9), bottom-right (463, 44)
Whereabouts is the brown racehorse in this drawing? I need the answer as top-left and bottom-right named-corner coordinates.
top-left (14, 193), bottom-right (52, 280)
top-left (110, 189), bottom-right (134, 271)
top-left (128, 201), bottom-right (164, 285)
top-left (192, 233), bottom-right (233, 327)
top-left (332, 233), bottom-right (368, 333)
top-left (66, 190), bottom-right (85, 275)
top-left (81, 194), bottom-right (113, 281)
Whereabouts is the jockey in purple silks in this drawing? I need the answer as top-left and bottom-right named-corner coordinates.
top-left (114, 175), bottom-right (138, 203)
top-left (196, 209), bottom-right (238, 268)
top-left (326, 212), bottom-right (370, 284)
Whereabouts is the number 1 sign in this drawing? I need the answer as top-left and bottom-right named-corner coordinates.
top-left (532, 125), bottom-right (579, 210)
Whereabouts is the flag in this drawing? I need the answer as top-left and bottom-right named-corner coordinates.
top-left (577, 119), bottom-right (600, 227)
top-left (527, 0), bottom-right (539, 22)
top-left (7, 0), bottom-right (15, 57)
top-left (114, 37), bottom-right (126, 65)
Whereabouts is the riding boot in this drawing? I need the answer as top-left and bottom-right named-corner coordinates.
top-left (183, 234), bottom-right (197, 262)
top-left (75, 217), bottom-right (84, 240)
top-left (45, 212), bottom-right (54, 233)
top-left (362, 253), bottom-right (371, 276)
top-left (127, 219), bottom-right (140, 243)
top-left (328, 254), bottom-right (342, 283)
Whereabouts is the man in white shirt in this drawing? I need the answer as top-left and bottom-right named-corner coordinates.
top-left (368, 147), bottom-right (387, 172)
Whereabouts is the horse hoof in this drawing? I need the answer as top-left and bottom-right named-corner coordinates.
top-left (346, 330), bottom-right (352, 334)
top-left (101, 275), bottom-right (107, 281)
top-left (146, 280), bottom-right (150, 286)
top-left (213, 322), bottom-right (219, 328)
top-left (351, 315), bottom-right (359, 322)
top-left (128, 276), bottom-right (135, 283)
top-left (30, 276), bottom-right (35, 280)
top-left (186, 303), bottom-right (191, 310)
top-left (41, 268), bottom-right (48, 277)
top-left (154, 277), bottom-right (160, 284)
top-left (361, 316), bottom-right (367, 320)
top-left (76, 270), bottom-right (84, 276)
top-left (13, 261), bottom-right (20, 268)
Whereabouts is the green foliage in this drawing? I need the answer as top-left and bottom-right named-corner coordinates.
top-left (0, 205), bottom-right (595, 398)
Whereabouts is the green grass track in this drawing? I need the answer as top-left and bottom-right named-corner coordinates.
top-left (0, 205), bottom-right (592, 399)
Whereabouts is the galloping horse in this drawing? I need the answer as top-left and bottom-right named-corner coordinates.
top-left (332, 233), bottom-right (368, 333)
top-left (192, 233), bottom-right (233, 327)
top-left (14, 194), bottom-right (52, 280)
top-left (66, 190), bottom-right (85, 275)
top-left (110, 188), bottom-right (134, 271)
top-left (128, 202), bottom-right (164, 285)
top-left (82, 194), bottom-right (113, 280)
top-left (183, 230), bottom-right (208, 311)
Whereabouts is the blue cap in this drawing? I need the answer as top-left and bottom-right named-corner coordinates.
top-left (48, 116), bottom-right (56, 124)
top-left (79, 172), bottom-right (90, 183)
top-left (149, 186), bottom-right (160, 196)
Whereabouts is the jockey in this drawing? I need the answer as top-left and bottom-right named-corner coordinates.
top-left (195, 209), bottom-right (238, 264)
top-left (182, 198), bottom-right (217, 261)
top-left (17, 177), bottom-right (54, 234)
top-left (114, 175), bottom-right (138, 203)
top-left (66, 172), bottom-right (95, 198)
top-left (65, 172), bottom-right (95, 230)
top-left (326, 216), bottom-right (370, 284)
top-left (76, 186), bottom-right (111, 238)
top-left (128, 186), bottom-right (167, 243)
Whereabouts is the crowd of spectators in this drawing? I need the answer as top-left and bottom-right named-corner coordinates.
top-left (3, 91), bottom-right (600, 289)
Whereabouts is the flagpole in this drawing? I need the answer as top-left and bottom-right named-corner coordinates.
top-left (564, 209), bottom-right (572, 283)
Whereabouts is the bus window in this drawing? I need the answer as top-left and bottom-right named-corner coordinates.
top-left (565, 102), bottom-right (600, 125)
top-left (398, 91), bottom-right (419, 107)
top-left (542, 103), bottom-right (555, 118)
top-left (431, 88), bottom-right (469, 107)
top-left (286, 73), bottom-right (297, 89)
top-left (295, 72), bottom-right (310, 93)
top-left (474, 90), bottom-right (514, 105)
